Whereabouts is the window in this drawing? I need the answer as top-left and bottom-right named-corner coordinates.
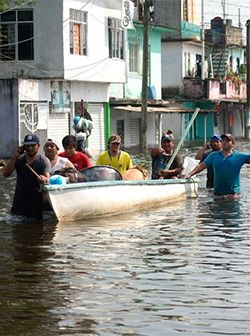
top-left (236, 57), bottom-right (240, 74)
top-left (69, 8), bottom-right (87, 55)
top-left (183, 0), bottom-right (188, 21)
top-left (117, 120), bottom-right (124, 145)
top-left (196, 54), bottom-right (201, 78)
top-left (108, 18), bottom-right (124, 59)
top-left (187, 52), bottom-right (191, 76)
top-left (51, 81), bottom-right (71, 113)
top-left (131, 0), bottom-right (143, 21)
top-left (0, 10), bottom-right (33, 61)
top-left (184, 52), bottom-right (187, 76)
top-left (129, 41), bottom-right (139, 72)
top-left (229, 56), bottom-right (233, 72)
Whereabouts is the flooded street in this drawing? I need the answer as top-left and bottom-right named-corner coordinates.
top-left (0, 143), bottom-right (250, 335)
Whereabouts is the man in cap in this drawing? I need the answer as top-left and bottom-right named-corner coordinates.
top-left (151, 132), bottom-right (183, 179)
top-left (43, 139), bottom-right (74, 174)
top-left (3, 134), bottom-right (51, 219)
top-left (96, 134), bottom-right (133, 174)
top-left (195, 134), bottom-right (222, 188)
top-left (186, 134), bottom-right (250, 198)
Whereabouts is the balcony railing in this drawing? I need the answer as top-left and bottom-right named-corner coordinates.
top-left (183, 78), bottom-right (246, 101)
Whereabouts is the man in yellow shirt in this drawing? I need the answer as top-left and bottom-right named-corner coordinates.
top-left (96, 134), bottom-right (133, 174)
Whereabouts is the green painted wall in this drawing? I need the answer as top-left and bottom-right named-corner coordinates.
top-left (104, 102), bottom-right (110, 148)
top-left (183, 101), bottom-right (215, 140)
top-left (125, 25), bottom-right (162, 99)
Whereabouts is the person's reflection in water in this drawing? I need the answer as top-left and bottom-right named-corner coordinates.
top-left (0, 221), bottom-right (59, 335)
top-left (12, 220), bottom-right (57, 262)
top-left (5, 221), bottom-right (98, 335)
top-left (197, 196), bottom-right (244, 241)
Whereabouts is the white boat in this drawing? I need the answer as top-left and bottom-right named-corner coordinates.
top-left (43, 178), bottom-right (199, 222)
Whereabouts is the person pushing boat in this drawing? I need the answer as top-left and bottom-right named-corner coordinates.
top-left (195, 134), bottom-right (222, 189)
top-left (2, 134), bottom-right (51, 219)
top-left (186, 134), bottom-right (250, 198)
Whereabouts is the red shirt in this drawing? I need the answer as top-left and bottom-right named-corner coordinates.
top-left (59, 152), bottom-right (91, 171)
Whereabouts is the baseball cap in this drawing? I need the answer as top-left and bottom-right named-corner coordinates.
top-left (221, 133), bottom-right (235, 144)
top-left (210, 134), bottom-right (222, 141)
top-left (161, 134), bottom-right (174, 142)
top-left (23, 134), bottom-right (40, 145)
top-left (45, 139), bottom-right (59, 150)
top-left (108, 134), bottom-right (121, 144)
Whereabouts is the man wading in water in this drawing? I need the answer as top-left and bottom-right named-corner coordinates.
top-left (3, 134), bottom-right (51, 219)
top-left (186, 134), bottom-right (250, 198)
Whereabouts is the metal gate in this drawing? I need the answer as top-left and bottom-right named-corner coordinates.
top-left (19, 102), bottom-right (48, 147)
top-left (47, 113), bottom-right (70, 151)
top-left (129, 118), bottom-right (141, 146)
top-left (87, 103), bottom-right (105, 155)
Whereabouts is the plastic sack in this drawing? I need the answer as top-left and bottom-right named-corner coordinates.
top-left (49, 175), bottom-right (68, 185)
top-left (182, 157), bottom-right (199, 175)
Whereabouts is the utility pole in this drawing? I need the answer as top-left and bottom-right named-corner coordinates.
top-left (246, 20), bottom-right (250, 139)
top-left (141, 0), bottom-right (149, 151)
top-left (221, 0), bottom-right (226, 22)
top-left (201, 0), bottom-right (205, 80)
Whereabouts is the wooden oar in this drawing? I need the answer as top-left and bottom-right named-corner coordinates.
top-left (165, 107), bottom-right (200, 170)
top-left (25, 163), bottom-right (41, 179)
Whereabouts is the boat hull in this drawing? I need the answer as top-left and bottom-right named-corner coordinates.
top-left (43, 179), bottom-right (198, 221)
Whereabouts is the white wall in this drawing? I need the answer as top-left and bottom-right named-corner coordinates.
top-left (162, 41), bottom-right (202, 90)
top-left (19, 79), bottom-right (50, 101)
top-left (63, 0), bottom-right (126, 83)
top-left (111, 110), bottom-right (156, 147)
top-left (71, 82), bottom-right (109, 102)
top-left (162, 42), bottom-right (183, 88)
top-left (182, 41), bottom-right (202, 77)
top-left (0, 0), bottom-right (126, 84)
top-left (162, 113), bottom-right (183, 141)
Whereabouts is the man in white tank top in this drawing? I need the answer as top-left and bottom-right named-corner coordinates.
top-left (43, 139), bottom-right (74, 174)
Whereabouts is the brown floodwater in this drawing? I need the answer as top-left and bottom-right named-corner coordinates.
top-left (0, 142), bottom-right (250, 335)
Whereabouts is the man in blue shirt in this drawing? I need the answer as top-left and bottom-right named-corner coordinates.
top-left (186, 134), bottom-right (250, 198)
top-left (195, 134), bottom-right (222, 188)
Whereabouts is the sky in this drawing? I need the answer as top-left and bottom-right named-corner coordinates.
top-left (202, 0), bottom-right (250, 28)
top-left (197, 0), bottom-right (250, 43)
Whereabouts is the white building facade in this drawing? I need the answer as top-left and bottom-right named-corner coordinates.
top-left (0, 0), bottom-right (126, 157)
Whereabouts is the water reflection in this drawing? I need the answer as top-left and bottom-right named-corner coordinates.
top-left (12, 220), bottom-right (57, 261)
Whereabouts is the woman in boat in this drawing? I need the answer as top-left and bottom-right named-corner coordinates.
top-left (43, 139), bottom-right (74, 174)
top-left (96, 134), bottom-right (133, 174)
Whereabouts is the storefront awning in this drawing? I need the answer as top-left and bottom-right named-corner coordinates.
top-left (112, 105), bottom-right (216, 113)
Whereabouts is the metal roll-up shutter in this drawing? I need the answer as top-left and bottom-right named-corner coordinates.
top-left (48, 113), bottom-right (70, 151)
top-left (129, 118), bottom-right (141, 146)
top-left (87, 103), bottom-right (105, 154)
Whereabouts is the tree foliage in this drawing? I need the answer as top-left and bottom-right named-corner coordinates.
top-left (0, 0), bottom-right (34, 12)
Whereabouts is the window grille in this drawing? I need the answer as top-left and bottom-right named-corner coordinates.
top-left (0, 10), bottom-right (33, 61)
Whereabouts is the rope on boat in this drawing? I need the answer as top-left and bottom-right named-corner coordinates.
top-left (190, 177), bottom-right (199, 197)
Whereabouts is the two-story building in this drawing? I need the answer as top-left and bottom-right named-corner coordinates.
top-left (0, 0), bottom-right (126, 157)
top-left (109, 0), bottom-right (172, 148)
top-left (157, 1), bottom-right (246, 142)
